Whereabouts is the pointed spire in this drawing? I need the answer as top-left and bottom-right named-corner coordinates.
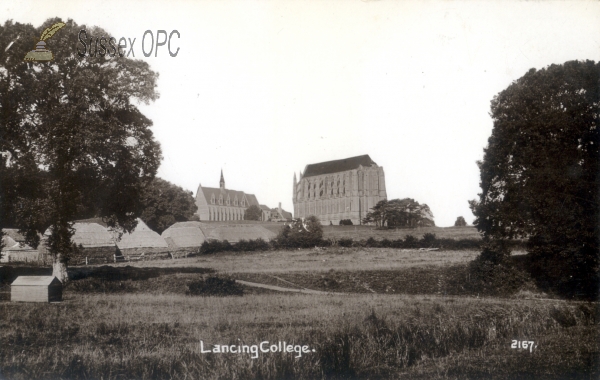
top-left (293, 172), bottom-right (297, 184)
top-left (219, 169), bottom-right (225, 190)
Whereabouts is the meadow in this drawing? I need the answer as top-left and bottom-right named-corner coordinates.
top-left (0, 234), bottom-right (597, 379)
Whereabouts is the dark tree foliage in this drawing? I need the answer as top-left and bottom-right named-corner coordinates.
top-left (454, 216), bottom-right (467, 227)
top-left (469, 60), bottom-right (600, 299)
top-left (0, 19), bottom-right (161, 280)
top-left (243, 204), bottom-right (262, 221)
top-left (275, 215), bottom-right (324, 248)
top-left (138, 178), bottom-right (197, 233)
top-left (362, 198), bottom-right (435, 227)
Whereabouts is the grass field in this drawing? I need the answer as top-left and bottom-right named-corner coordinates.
top-left (1, 291), bottom-right (597, 379)
top-left (1, 244), bottom-right (597, 379)
top-left (322, 225), bottom-right (482, 241)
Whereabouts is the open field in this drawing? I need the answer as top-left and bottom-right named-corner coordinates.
top-left (322, 225), bottom-right (482, 241)
top-left (1, 247), bottom-right (596, 379)
top-left (1, 291), bottom-right (597, 379)
top-left (111, 248), bottom-right (485, 273)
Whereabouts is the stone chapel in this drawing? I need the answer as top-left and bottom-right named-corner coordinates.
top-left (293, 154), bottom-right (387, 225)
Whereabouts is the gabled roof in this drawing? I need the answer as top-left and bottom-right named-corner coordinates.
top-left (71, 222), bottom-right (115, 248)
top-left (3, 229), bottom-right (27, 243)
top-left (302, 155), bottom-right (377, 178)
top-left (116, 218), bottom-right (168, 249)
top-left (206, 224), bottom-right (276, 243)
top-left (259, 205), bottom-right (271, 211)
top-left (161, 222), bottom-right (206, 248)
top-left (200, 187), bottom-right (259, 207)
top-left (280, 210), bottom-right (293, 219)
top-left (12, 276), bottom-right (61, 286)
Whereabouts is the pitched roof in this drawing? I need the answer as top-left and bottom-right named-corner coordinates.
top-left (116, 218), bottom-right (168, 249)
top-left (259, 205), bottom-right (271, 211)
top-left (200, 187), bottom-right (259, 207)
top-left (161, 221), bottom-right (206, 248)
top-left (302, 155), bottom-right (377, 178)
top-left (280, 210), bottom-right (293, 219)
top-left (3, 229), bottom-right (27, 243)
top-left (12, 276), bottom-right (61, 286)
top-left (70, 222), bottom-right (115, 248)
top-left (205, 224), bottom-right (276, 243)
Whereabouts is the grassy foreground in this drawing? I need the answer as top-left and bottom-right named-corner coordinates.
top-left (1, 290), bottom-right (598, 379)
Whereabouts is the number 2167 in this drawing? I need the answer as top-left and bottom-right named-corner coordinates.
top-left (511, 340), bottom-right (536, 353)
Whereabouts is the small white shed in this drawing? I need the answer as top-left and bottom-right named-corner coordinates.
top-left (11, 276), bottom-right (63, 303)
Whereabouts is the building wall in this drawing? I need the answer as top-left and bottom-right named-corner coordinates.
top-left (196, 185), bottom-right (251, 222)
top-left (293, 165), bottom-right (387, 225)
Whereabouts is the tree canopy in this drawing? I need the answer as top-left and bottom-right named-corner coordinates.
top-left (469, 60), bottom-right (599, 299)
top-left (454, 216), bottom-right (467, 227)
top-left (244, 204), bottom-right (262, 221)
top-left (0, 18), bottom-right (162, 279)
top-left (138, 178), bottom-right (197, 233)
top-left (362, 198), bottom-right (435, 228)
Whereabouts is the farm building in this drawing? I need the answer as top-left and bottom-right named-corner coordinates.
top-left (1, 230), bottom-right (40, 263)
top-left (116, 218), bottom-right (169, 257)
top-left (200, 223), bottom-right (276, 243)
top-left (161, 221), bottom-right (206, 250)
top-left (1, 234), bottom-right (39, 263)
top-left (38, 221), bottom-right (119, 265)
top-left (11, 276), bottom-right (62, 303)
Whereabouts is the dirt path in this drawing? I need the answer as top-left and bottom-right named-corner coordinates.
top-left (235, 280), bottom-right (346, 295)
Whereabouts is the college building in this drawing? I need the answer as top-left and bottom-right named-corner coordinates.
top-left (293, 154), bottom-right (387, 225)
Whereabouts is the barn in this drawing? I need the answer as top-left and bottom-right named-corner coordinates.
top-left (117, 218), bottom-right (170, 258)
top-left (11, 276), bottom-right (62, 303)
top-left (38, 221), bottom-right (119, 265)
top-left (1, 234), bottom-right (39, 263)
top-left (200, 223), bottom-right (276, 243)
top-left (161, 221), bottom-right (206, 249)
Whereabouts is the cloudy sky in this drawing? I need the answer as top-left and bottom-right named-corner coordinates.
top-left (6, 0), bottom-right (600, 226)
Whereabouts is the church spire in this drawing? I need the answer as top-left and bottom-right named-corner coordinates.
top-left (219, 169), bottom-right (225, 190)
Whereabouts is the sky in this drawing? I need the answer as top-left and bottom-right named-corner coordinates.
top-left (5, 0), bottom-right (600, 226)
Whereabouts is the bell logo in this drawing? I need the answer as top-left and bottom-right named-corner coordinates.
top-left (23, 22), bottom-right (65, 62)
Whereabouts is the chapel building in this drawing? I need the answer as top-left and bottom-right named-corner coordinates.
top-left (195, 171), bottom-right (260, 221)
top-left (293, 155), bottom-right (387, 225)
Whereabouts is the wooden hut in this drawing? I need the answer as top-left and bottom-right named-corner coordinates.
top-left (11, 276), bottom-right (62, 303)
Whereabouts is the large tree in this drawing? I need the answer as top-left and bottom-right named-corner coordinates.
top-left (362, 198), bottom-right (435, 227)
top-left (139, 178), bottom-right (197, 233)
top-left (469, 60), bottom-right (599, 299)
top-left (0, 19), bottom-right (161, 281)
top-left (244, 204), bottom-right (262, 221)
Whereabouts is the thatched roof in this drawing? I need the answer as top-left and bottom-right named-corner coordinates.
top-left (71, 222), bottom-right (115, 248)
top-left (116, 218), bottom-right (168, 250)
top-left (203, 224), bottom-right (276, 243)
top-left (161, 221), bottom-right (206, 248)
top-left (3, 229), bottom-right (27, 243)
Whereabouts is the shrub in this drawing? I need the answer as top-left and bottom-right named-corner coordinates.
top-left (274, 216), bottom-right (326, 249)
top-left (421, 233), bottom-right (437, 247)
top-left (403, 235), bottom-right (418, 248)
top-left (366, 237), bottom-right (378, 248)
top-left (199, 240), bottom-right (233, 254)
top-left (339, 219), bottom-right (353, 226)
top-left (338, 238), bottom-right (353, 247)
top-left (187, 276), bottom-right (243, 296)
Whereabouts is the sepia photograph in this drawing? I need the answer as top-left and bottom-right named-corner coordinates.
top-left (0, 1), bottom-right (599, 378)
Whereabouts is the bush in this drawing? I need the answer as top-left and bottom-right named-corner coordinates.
top-left (403, 235), bottom-right (418, 248)
top-left (234, 238), bottom-right (270, 252)
top-left (338, 238), bottom-right (353, 247)
top-left (199, 240), bottom-right (233, 254)
top-left (339, 219), bottom-right (353, 226)
top-left (187, 276), bottom-right (243, 297)
top-left (274, 216), bottom-right (326, 249)
top-left (421, 233), bottom-right (437, 247)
